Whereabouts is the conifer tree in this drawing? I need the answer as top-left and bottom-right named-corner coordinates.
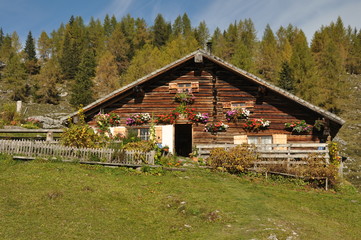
top-left (37, 31), bottom-right (51, 62)
top-left (0, 28), bottom-right (4, 48)
top-left (70, 50), bottom-right (96, 107)
top-left (34, 59), bottom-right (61, 104)
top-left (257, 25), bottom-right (280, 82)
top-left (93, 50), bottom-right (120, 98)
top-left (24, 31), bottom-right (37, 61)
top-left (152, 14), bottom-right (171, 47)
top-left (194, 21), bottom-right (210, 48)
top-left (24, 31), bottom-right (38, 74)
top-left (278, 61), bottom-right (294, 93)
top-left (108, 25), bottom-right (130, 74)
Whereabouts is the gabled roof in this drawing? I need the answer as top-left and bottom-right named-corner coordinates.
top-left (62, 49), bottom-right (345, 126)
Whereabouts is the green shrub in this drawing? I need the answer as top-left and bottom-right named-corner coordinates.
top-left (208, 144), bottom-right (258, 173)
top-left (0, 102), bottom-right (22, 125)
top-left (122, 141), bottom-right (154, 152)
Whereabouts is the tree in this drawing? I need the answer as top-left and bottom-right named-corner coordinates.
top-left (24, 31), bottom-right (38, 74)
top-left (2, 53), bottom-right (28, 101)
top-left (59, 16), bottom-right (85, 80)
top-left (70, 50), bottom-right (96, 107)
top-left (194, 21), bottom-right (210, 48)
top-left (34, 59), bottom-right (61, 104)
top-left (152, 14), bottom-right (171, 47)
top-left (257, 24), bottom-right (280, 82)
top-left (92, 51), bottom-right (120, 98)
top-left (37, 31), bottom-right (52, 62)
top-left (108, 25), bottom-right (130, 74)
top-left (278, 61), bottom-right (294, 92)
top-left (0, 28), bottom-right (4, 48)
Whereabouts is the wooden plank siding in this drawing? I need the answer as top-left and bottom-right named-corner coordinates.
top-left (86, 58), bottom-right (327, 145)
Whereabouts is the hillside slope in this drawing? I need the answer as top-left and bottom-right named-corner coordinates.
top-left (0, 158), bottom-right (360, 240)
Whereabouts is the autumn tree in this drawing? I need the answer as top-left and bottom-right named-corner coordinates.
top-left (92, 51), bottom-right (120, 98)
top-left (70, 50), bottom-right (96, 107)
top-left (34, 59), bottom-right (61, 104)
top-left (37, 31), bottom-right (52, 62)
top-left (257, 24), bottom-right (280, 82)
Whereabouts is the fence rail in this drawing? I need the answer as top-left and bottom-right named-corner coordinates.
top-left (0, 140), bottom-right (154, 165)
top-left (196, 143), bottom-right (329, 162)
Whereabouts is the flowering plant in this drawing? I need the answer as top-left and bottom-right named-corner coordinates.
top-left (225, 108), bottom-right (250, 122)
top-left (204, 121), bottom-right (229, 133)
top-left (186, 108), bottom-right (209, 124)
top-left (94, 112), bottom-right (121, 132)
top-left (284, 120), bottom-right (312, 134)
top-left (174, 91), bottom-right (195, 104)
top-left (126, 113), bottom-right (151, 126)
top-left (155, 112), bottom-right (179, 124)
top-left (243, 118), bottom-right (270, 131)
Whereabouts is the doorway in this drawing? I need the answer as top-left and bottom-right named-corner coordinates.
top-left (175, 124), bottom-right (192, 157)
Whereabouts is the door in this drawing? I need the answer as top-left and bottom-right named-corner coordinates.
top-left (175, 124), bottom-right (192, 157)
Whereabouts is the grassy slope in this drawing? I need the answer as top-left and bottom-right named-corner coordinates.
top-left (1, 156), bottom-right (360, 240)
top-left (337, 74), bottom-right (361, 189)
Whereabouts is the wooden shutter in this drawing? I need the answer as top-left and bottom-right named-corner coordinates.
top-left (191, 82), bottom-right (199, 92)
top-left (223, 102), bottom-right (231, 109)
top-left (234, 135), bottom-right (248, 144)
top-left (169, 83), bottom-right (177, 93)
top-left (111, 127), bottom-right (127, 137)
top-left (273, 134), bottom-right (287, 150)
top-left (155, 126), bottom-right (163, 142)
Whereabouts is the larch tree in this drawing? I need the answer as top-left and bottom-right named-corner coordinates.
top-left (108, 25), bottom-right (130, 75)
top-left (92, 50), bottom-right (120, 98)
top-left (194, 21), bottom-right (210, 48)
top-left (70, 50), bottom-right (96, 107)
top-left (37, 31), bottom-right (52, 62)
top-left (257, 24), bottom-right (280, 82)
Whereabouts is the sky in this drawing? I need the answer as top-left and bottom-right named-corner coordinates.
top-left (1, 0), bottom-right (361, 46)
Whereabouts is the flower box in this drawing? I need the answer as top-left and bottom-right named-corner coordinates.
top-left (225, 108), bottom-right (250, 122)
top-left (243, 118), bottom-right (270, 132)
top-left (284, 120), bottom-right (312, 134)
top-left (204, 121), bottom-right (229, 133)
top-left (126, 113), bottom-right (151, 126)
top-left (174, 92), bottom-right (195, 105)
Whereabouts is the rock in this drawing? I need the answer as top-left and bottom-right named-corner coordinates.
top-left (29, 116), bottom-right (63, 129)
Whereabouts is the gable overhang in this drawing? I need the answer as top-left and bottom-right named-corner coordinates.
top-left (62, 49), bottom-right (345, 128)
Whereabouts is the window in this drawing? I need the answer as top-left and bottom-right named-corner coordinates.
top-left (247, 136), bottom-right (272, 150)
top-left (139, 128), bottom-right (150, 141)
top-left (223, 101), bottom-right (254, 109)
top-left (169, 82), bottom-right (199, 93)
top-left (127, 128), bottom-right (150, 141)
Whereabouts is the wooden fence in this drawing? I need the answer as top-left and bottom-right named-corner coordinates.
top-left (0, 140), bottom-right (155, 165)
top-left (196, 143), bottom-right (329, 163)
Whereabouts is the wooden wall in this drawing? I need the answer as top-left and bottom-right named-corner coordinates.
top-left (87, 57), bottom-right (332, 144)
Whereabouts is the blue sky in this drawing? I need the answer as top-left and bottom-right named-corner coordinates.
top-left (1, 0), bottom-right (360, 45)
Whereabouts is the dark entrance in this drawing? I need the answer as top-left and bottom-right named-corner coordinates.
top-left (175, 124), bottom-right (192, 157)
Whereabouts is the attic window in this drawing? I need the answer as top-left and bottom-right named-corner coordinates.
top-left (169, 82), bottom-right (199, 93)
top-left (222, 101), bottom-right (254, 109)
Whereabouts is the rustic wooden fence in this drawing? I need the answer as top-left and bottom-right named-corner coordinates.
top-left (196, 143), bottom-right (329, 164)
top-left (0, 140), bottom-right (155, 165)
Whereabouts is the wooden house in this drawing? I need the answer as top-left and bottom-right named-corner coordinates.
top-left (64, 49), bottom-right (345, 156)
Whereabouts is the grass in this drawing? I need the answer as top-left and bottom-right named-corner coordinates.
top-left (1, 154), bottom-right (360, 240)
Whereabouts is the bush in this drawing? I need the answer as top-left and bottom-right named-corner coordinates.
top-left (208, 144), bottom-right (258, 173)
top-left (61, 109), bottom-right (102, 148)
top-left (122, 141), bottom-right (155, 152)
top-left (0, 102), bottom-right (22, 125)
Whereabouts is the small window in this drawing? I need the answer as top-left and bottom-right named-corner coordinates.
top-left (248, 136), bottom-right (272, 150)
top-left (169, 82), bottom-right (199, 93)
top-left (139, 128), bottom-right (150, 140)
top-left (127, 128), bottom-right (150, 141)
